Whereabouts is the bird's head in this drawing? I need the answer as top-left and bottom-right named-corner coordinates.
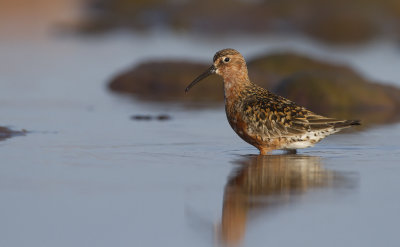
top-left (185, 48), bottom-right (248, 93)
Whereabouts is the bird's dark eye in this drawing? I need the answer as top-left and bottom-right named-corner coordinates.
top-left (223, 57), bottom-right (230, 63)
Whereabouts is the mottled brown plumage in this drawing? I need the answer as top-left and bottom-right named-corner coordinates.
top-left (185, 48), bottom-right (360, 154)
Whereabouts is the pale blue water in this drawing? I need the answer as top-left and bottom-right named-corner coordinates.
top-left (1, 27), bottom-right (400, 247)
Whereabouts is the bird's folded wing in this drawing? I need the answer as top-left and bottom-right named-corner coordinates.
top-left (243, 97), bottom-right (343, 138)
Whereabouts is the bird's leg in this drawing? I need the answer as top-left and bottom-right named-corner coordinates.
top-left (259, 148), bottom-right (272, 155)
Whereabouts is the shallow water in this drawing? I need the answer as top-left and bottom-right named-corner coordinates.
top-left (1, 20), bottom-right (400, 247)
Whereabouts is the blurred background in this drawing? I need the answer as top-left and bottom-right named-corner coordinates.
top-left (1, 0), bottom-right (400, 247)
top-left (80, 0), bottom-right (400, 44)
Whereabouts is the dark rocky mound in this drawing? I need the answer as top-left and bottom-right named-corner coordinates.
top-left (108, 52), bottom-right (400, 126)
top-left (109, 61), bottom-right (224, 103)
top-left (0, 127), bottom-right (26, 142)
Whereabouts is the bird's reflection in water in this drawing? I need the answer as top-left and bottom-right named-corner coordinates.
top-left (218, 154), bottom-right (349, 247)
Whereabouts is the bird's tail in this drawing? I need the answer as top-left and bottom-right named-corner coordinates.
top-left (333, 120), bottom-right (361, 129)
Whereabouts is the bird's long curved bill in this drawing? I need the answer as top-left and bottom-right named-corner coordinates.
top-left (185, 65), bottom-right (216, 93)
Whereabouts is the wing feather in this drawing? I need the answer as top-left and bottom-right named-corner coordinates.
top-left (241, 88), bottom-right (349, 137)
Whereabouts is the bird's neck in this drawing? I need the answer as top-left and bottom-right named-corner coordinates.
top-left (223, 71), bottom-right (251, 102)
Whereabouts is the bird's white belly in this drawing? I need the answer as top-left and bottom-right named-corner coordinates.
top-left (284, 141), bottom-right (315, 149)
top-left (282, 130), bottom-right (338, 149)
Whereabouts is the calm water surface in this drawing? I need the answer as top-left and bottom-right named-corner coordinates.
top-left (1, 29), bottom-right (400, 247)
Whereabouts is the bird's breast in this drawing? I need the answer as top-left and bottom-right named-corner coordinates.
top-left (225, 100), bottom-right (264, 148)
